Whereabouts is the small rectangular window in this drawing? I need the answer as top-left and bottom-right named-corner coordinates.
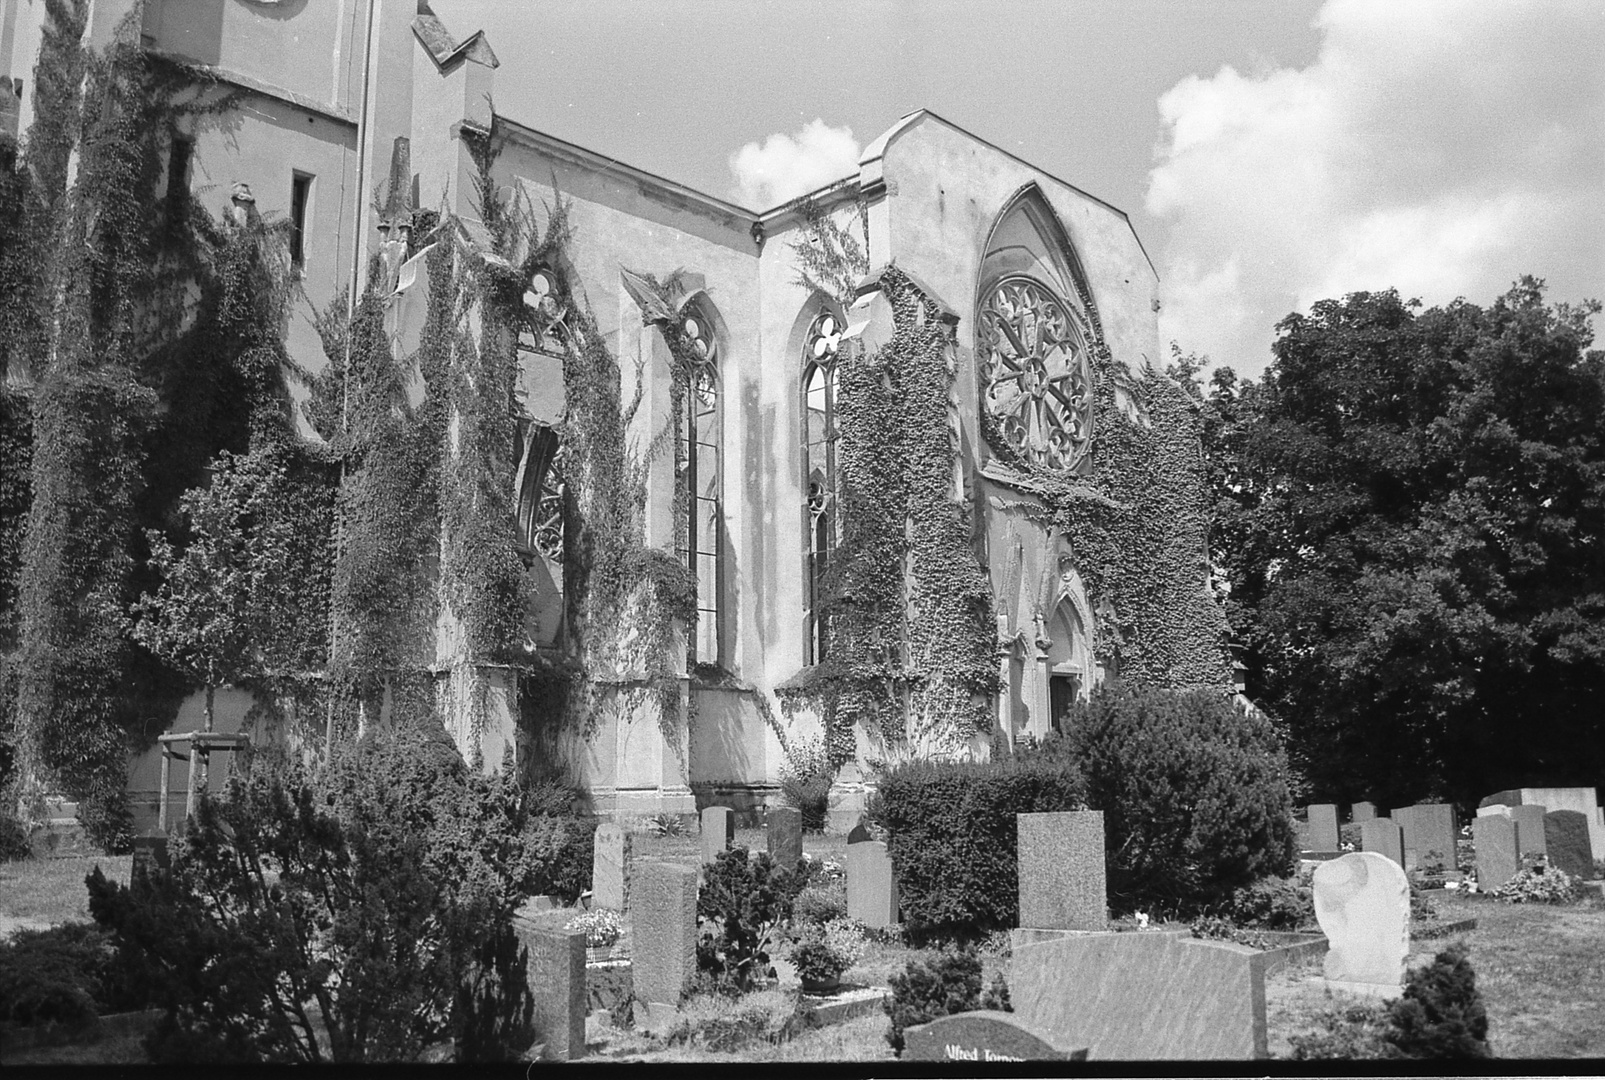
top-left (290, 172), bottom-right (313, 271)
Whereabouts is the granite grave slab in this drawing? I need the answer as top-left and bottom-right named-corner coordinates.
top-left (1017, 810), bottom-right (1106, 931)
top-left (902, 1010), bottom-right (1085, 1062)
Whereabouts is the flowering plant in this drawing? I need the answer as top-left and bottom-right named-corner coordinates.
top-left (566, 908), bottom-right (623, 947)
top-left (1491, 866), bottom-right (1578, 905)
top-left (785, 917), bottom-right (866, 983)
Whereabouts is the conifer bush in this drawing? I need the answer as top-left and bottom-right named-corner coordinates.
top-left (695, 847), bottom-right (805, 994)
top-left (883, 947), bottom-right (1010, 1055)
top-left (1385, 944), bottom-right (1491, 1058)
top-left (85, 722), bottom-right (540, 1063)
top-left (1046, 685), bottom-right (1297, 915)
top-left (872, 749), bottom-right (1085, 935)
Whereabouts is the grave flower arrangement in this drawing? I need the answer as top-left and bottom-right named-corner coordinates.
top-left (786, 917), bottom-right (866, 988)
top-left (1490, 865), bottom-right (1578, 904)
top-left (566, 908), bottom-right (623, 948)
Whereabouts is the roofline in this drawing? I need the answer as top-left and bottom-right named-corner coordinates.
top-left (492, 114), bottom-right (758, 230)
top-left (869, 109), bottom-right (1157, 280)
top-left (489, 107), bottom-right (1155, 278)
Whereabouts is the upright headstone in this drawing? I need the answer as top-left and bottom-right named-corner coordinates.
top-left (1313, 852), bottom-right (1409, 996)
top-left (592, 822), bottom-right (631, 911)
top-left (767, 806), bottom-right (803, 869)
top-left (1472, 815), bottom-right (1519, 893)
top-left (1017, 811), bottom-right (1106, 931)
top-left (1010, 933), bottom-right (1268, 1060)
top-left (130, 831), bottom-right (170, 892)
top-left (1544, 810), bottom-right (1594, 879)
top-left (699, 805), bottom-right (734, 866)
top-left (902, 1011), bottom-right (1084, 1062)
top-left (1414, 804), bottom-right (1458, 870)
top-left (631, 861), bottom-right (699, 1026)
top-left (1393, 804), bottom-right (1455, 869)
top-left (1351, 802), bottom-right (1378, 823)
top-left (1389, 806), bottom-right (1418, 869)
top-left (1360, 818), bottom-right (1404, 869)
top-left (846, 839), bottom-right (899, 927)
top-left (1510, 804), bottom-right (1548, 860)
top-left (513, 909), bottom-right (586, 1061)
top-left (1307, 804), bottom-right (1341, 852)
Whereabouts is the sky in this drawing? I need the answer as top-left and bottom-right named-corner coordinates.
top-left (431, 0), bottom-right (1603, 379)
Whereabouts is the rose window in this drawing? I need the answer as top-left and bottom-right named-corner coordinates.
top-left (977, 276), bottom-right (1093, 470)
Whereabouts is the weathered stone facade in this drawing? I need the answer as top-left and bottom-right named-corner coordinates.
top-left (3, 1), bottom-right (1228, 829)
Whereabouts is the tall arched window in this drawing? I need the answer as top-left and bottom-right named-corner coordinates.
top-left (676, 302), bottom-right (722, 665)
top-left (801, 309), bottom-right (842, 664)
top-left (976, 190), bottom-right (1099, 475)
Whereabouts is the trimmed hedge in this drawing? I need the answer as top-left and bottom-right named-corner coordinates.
top-left (872, 752), bottom-right (1085, 934)
top-left (1046, 685), bottom-right (1297, 915)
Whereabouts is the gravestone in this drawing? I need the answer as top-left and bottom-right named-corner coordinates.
top-left (631, 861), bottom-right (699, 1025)
top-left (592, 822), bottom-right (631, 911)
top-left (1478, 789), bottom-right (1523, 810)
top-left (699, 805), bottom-right (734, 866)
top-left (1480, 786), bottom-right (1605, 867)
top-left (1510, 804), bottom-right (1548, 859)
top-left (1010, 932), bottom-right (1268, 1059)
top-left (1544, 810), bottom-right (1594, 879)
top-left (1306, 804), bottom-right (1340, 851)
top-left (902, 1011), bottom-right (1085, 1062)
top-left (1017, 811), bottom-right (1105, 931)
top-left (846, 817), bottom-right (872, 844)
top-left (1313, 852), bottom-right (1409, 996)
top-left (1393, 804), bottom-right (1455, 869)
top-left (1472, 815), bottom-right (1519, 893)
top-left (1351, 801), bottom-right (1377, 823)
top-left (130, 831), bottom-right (170, 892)
top-left (767, 806), bottom-right (803, 869)
top-left (512, 909), bottom-right (586, 1061)
top-left (1360, 818), bottom-right (1404, 869)
top-left (846, 839), bottom-right (899, 927)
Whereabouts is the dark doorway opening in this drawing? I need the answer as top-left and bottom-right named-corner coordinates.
top-left (1050, 673), bottom-right (1080, 736)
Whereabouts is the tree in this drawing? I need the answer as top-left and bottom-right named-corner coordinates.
top-left (1192, 278), bottom-right (1605, 806)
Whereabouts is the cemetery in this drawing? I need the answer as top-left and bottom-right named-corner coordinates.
top-left (2, 1), bottom-right (1603, 1070)
top-left (5, 726), bottom-right (1605, 1063)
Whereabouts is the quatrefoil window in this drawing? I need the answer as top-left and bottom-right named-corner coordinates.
top-left (977, 276), bottom-right (1093, 471)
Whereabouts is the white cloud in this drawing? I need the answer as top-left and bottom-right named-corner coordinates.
top-left (728, 119), bottom-right (861, 209)
top-left (1147, 0), bottom-right (1605, 378)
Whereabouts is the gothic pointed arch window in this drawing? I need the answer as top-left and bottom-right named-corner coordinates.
top-left (976, 190), bottom-right (1100, 474)
top-left (675, 300), bottom-right (722, 665)
top-left (801, 306), bottom-right (844, 663)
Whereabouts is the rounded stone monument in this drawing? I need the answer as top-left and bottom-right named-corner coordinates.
top-left (1313, 851), bottom-right (1409, 997)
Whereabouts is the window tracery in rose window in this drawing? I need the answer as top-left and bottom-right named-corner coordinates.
top-left (977, 275), bottom-right (1093, 471)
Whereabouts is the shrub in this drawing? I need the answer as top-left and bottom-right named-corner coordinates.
top-left (0, 921), bottom-right (145, 1027)
top-left (1050, 685), bottom-right (1297, 914)
top-left (1223, 876), bottom-right (1313, 930)
top-left (665, 989), bottom-right (813, 1051)
top-left (883, 947), bottom-right (1010, 1055)
top-left (0, 811), bottom-right (28, 862)
top-left (86, 723), bottom-right (538, 1063)
top-left (1491, 865), bottom-right (1578, 904)
top-left (696, 846), bottom-right (804, 994)
top-left (792, 877), bottom-right (847, 927)
top-left (523, 813), bottom-right (593, 903)
top-left (779, 737), bottom-right (835, 832)
top-left (1384, 944), bottom-right (1490, 1058)
top-left (873, 750), bottom-right (1085, 935)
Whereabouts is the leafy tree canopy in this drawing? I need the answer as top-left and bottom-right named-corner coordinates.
top-left (1184, 278), bottom-right (1605, 807)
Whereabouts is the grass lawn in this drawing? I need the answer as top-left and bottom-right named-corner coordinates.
top-left (0, 855), bottom-right (131, 926)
